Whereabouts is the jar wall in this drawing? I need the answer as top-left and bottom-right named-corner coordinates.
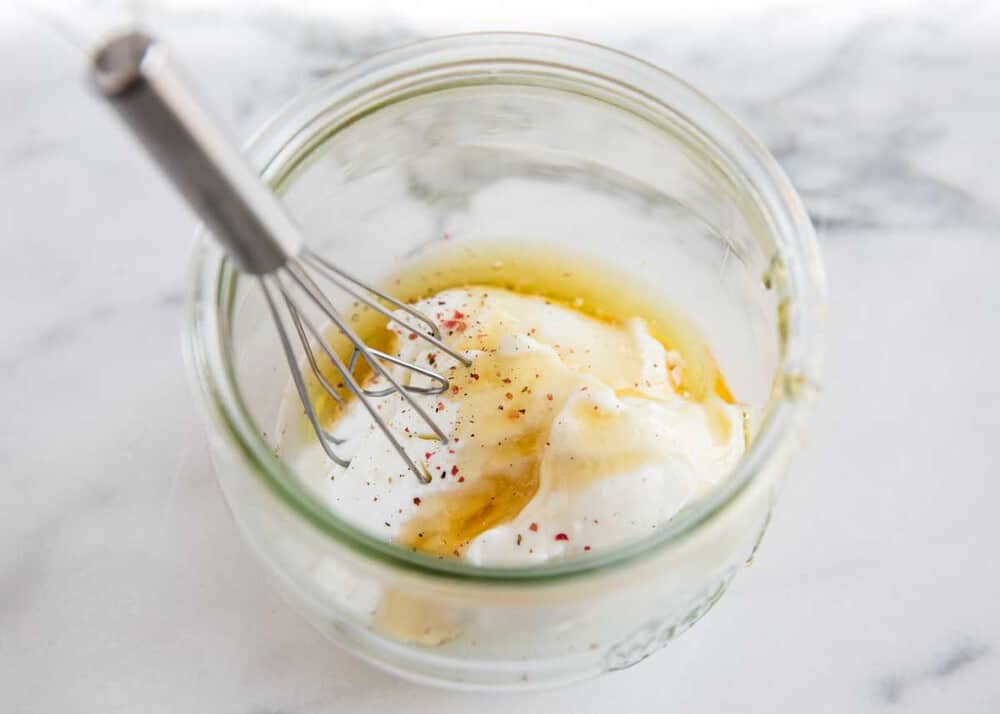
top-left (186, 33), bottom-right (823, 691)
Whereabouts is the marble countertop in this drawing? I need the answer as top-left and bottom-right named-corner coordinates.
top-left (3, 2), bottom-right (998, 712)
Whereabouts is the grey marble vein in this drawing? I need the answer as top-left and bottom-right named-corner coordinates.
top-left (877, 641), bottom-right (990, 705)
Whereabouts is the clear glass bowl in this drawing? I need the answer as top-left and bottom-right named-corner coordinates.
top-left (185, 33), bottom-right (825, 690)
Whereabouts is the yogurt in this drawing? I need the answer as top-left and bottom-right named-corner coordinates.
top-left (278, 286), bottom-right (745, 566)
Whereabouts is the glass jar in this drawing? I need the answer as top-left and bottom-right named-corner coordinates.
top-left (186, 33), bottom-right (825, 690)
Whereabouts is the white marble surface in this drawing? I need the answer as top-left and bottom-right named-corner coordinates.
top-left (2, 1), bottom-right (999, 711)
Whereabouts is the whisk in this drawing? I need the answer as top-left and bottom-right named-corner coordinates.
top-left (92, 32), bottom-right (469, 483)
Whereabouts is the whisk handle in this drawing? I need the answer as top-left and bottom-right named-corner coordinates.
top-left (91, 32), bottom-right (301, 274)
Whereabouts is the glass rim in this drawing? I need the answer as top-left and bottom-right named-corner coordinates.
top-left (185, 32), bottom-right (826, 585)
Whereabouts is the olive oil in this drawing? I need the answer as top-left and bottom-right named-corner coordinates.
top-left (306, 239), bottom-right (733, 425)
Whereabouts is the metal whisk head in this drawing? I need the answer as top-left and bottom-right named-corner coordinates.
top-left (92, 31), bottom-right (468, 482)
top-left (260, 252), bottom-right (471, 482)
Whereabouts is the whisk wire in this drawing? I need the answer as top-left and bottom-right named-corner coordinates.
top-left (352, 348), bottom-right (451, 397)
top-left (303, 249), bottom-right (472, 368)
top-left (284, 300), bottom-right (347, 446)
top-left (260, 277), bottom-right (350, 467)
top-left (276, 277), bottom-right (432, 483)
top-left (287, 303), bottom-right (344, 405)
top-left (282, 260), bottom-right (450, 442)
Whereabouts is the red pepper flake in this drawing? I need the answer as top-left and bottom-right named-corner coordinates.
top-left (470, 373), bottom-right (480, 380)
top-left (555, 533), bottom-right (570, 541)
top-left (458, 476), bottom-right (465, 482)
top-left (546, 393), bottom-right (554, 401)
top-left (505, 392), bottom-right (513, 400)
top-left (442, 310), bottom-right (468, 332)
top-left (451, 385), bottom-right (460, 395)
top-left (413, 497), bottom-right (422, 506)
top-left (584, 545), bottom-right (592, 552)
top-left (424, 452), bottom-right (433, 460)
top-left (502, 377), bottom-right (512, 384)
top-left (436, 401), bottom-right (445, 412)
top-left (529, 523), bottom-right (538, 532)
top-left (408, 333), bottom-right (417, 340)
top-left (451, 465), bottom-right (459, 475)
top-left (593, 405), bottom-right (599, 411)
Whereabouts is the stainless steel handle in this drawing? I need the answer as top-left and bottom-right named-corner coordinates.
top-left (92, 32), bottom-right (302, 274)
